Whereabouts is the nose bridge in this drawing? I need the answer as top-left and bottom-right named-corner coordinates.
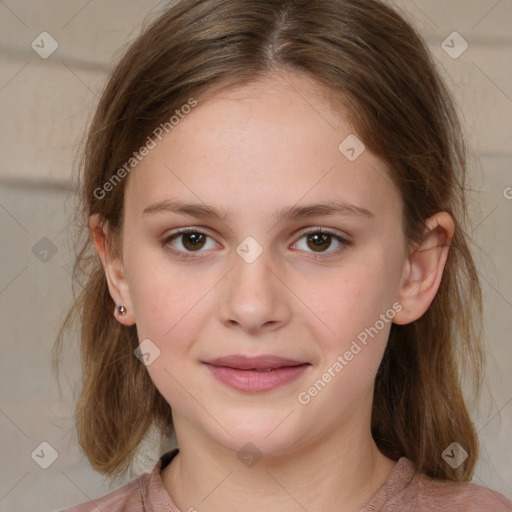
top-left (218, 235), bottom-right (290, 333)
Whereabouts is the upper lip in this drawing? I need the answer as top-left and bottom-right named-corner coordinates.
top-left (203, 355), bottom-right (309, 370)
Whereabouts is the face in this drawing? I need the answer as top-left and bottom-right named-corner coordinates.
top-left (116, 72), bottom-right (410, 456)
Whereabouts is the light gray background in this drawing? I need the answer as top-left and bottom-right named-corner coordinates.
top-left (0, 1), bottom-right (511, 511)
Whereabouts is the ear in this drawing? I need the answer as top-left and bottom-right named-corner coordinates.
top-left (393, 212), bottom-right (455, 325)
top-left (89, 213), bottom-right (136, 326)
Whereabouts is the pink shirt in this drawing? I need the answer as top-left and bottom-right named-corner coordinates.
top-left (59, 449), bottom-right (512, 511)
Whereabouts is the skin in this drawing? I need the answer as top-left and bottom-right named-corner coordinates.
top-left (91, 71), bottom-right (454, 512)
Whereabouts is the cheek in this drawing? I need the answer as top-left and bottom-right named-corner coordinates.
top-left (305, 249), bottom-right (400, 341)
top-left (126, 259), bottom-right (209, 406)
top-left (298, 257), bottom-right (399, 411)
top-left (124, 240), bottom-right (206, 342)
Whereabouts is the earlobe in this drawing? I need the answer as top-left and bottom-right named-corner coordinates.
top-left (89, 214), bottom-right (136, 326)
top-left (393, 212), bottom-right (454, 325)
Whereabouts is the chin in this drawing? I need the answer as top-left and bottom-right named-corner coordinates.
top-left (206, 415), bottom-right (307, 458)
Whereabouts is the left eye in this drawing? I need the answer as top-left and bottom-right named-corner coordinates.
top-left (292, 229), bottom-right (347, 254)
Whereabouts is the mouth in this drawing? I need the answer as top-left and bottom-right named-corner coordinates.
top-left (204, 354), bottom-right (309, 370)
top-left (203, 355), bottom-right (311, 392)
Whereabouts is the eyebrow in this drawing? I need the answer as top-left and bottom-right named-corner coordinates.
top-left (142, 199), bottom-right (374, 223)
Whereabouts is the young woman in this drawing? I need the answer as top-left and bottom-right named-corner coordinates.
top-left (55, 0), bottom-right (512, 510)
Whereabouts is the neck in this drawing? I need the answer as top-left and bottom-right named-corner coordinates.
top-left (161, 419), bottom-right (397, 512)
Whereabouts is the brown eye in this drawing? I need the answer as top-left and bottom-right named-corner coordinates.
top-left (293, 228), bottom-right (349, 257)
top-left (163, 229), bottom-right (217, 257)
top-left (306, 232), bottom-right (332, 252)
top-left (181, 232), bottom-right (206, 251)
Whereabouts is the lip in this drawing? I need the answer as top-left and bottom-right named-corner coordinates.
top-left (203, 355), bottom-right (311, 393)
top-left (204, 355), bottom-right (308, 370)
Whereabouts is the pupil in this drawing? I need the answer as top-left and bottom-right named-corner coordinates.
top-left (308, 233), bottom-right (330, 252)
top-left (184, 233), bottom-right (205, 250)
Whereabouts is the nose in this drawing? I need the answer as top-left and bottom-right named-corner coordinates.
top-left (217, 242), bottom-right (292, 336)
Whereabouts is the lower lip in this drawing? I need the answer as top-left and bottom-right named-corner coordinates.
top-left (204, 363), bottom-right (310, 393)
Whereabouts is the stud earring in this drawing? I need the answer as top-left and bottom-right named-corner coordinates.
top-left (117, 305), bottom-right (127, 316)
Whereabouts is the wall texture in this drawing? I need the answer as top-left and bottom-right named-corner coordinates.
top-left (0, 1), bottom-right (511, 510)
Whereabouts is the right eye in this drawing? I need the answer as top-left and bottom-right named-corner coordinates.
top-left (161, 228), bottom-right (219, 260)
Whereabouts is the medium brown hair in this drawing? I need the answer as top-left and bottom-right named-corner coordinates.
top-left (54, 0), bottom-right (485, 481)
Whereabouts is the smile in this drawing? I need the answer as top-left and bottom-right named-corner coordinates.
top-left (203, 355), bottom-right (311, 393)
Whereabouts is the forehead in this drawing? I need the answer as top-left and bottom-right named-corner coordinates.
top-left (124, 72), bottom-right (401, 227)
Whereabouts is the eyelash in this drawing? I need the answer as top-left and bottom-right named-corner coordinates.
top-left (161, 227), bottom-right (352, 261)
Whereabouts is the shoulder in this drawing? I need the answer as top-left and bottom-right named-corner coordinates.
top-left (393, 463), bottom-right (512, 512)
top-left (417, 478), bottom-right (512, 511)
top-left (57, 475), bottom-right (145, 512)
top-left (57, 449), bottom-right (179, 512)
